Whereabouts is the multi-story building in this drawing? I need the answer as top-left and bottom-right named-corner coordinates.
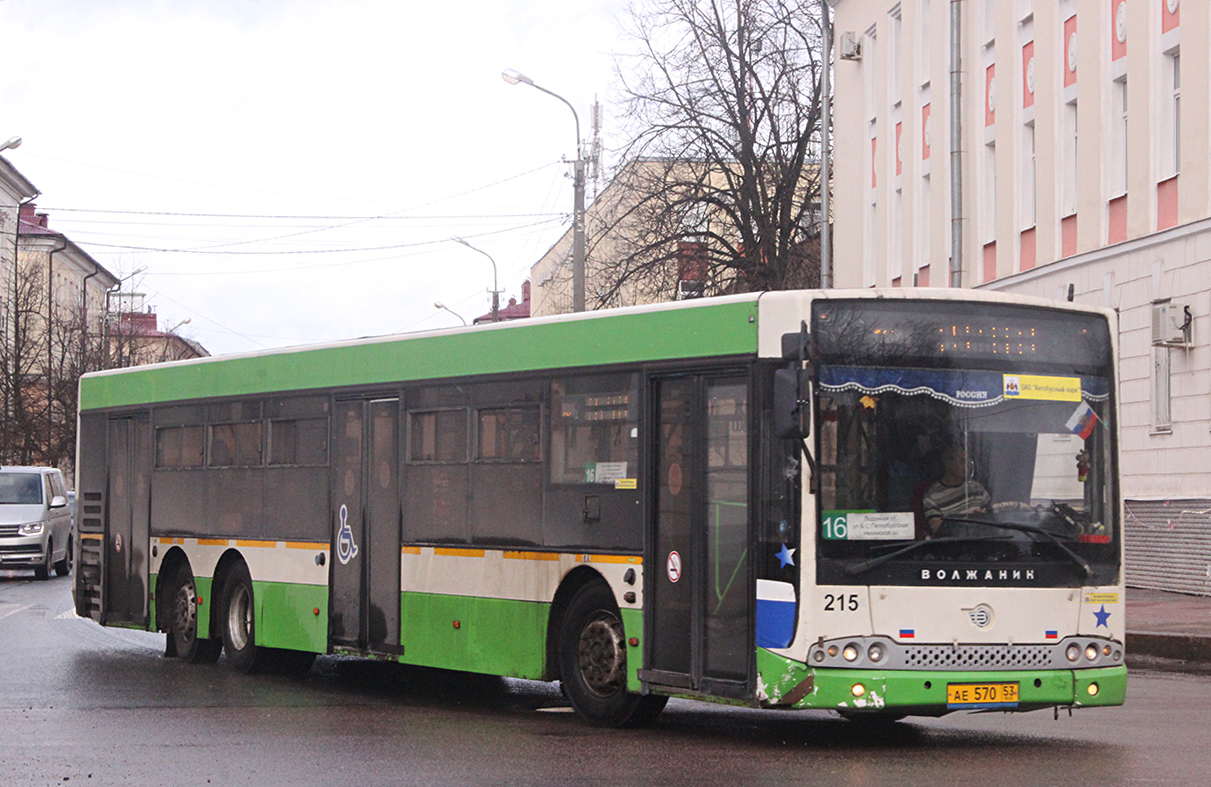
top-left (831, 0), bottom-right (1211, 594)
top-left (0, 155), bottom-right (39, 345)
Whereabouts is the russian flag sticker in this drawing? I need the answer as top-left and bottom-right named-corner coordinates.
top-left (1045, 630), bottom-right (1059, 639)
top-left (899, 629), bottom-right (915, 639)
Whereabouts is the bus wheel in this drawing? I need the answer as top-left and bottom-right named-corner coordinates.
top-left (558, 582), bottom-right (666, 727)
top-left (221, 563), bottom-right (265, 674)
top-left (168, 565), bottom-right (222, 664)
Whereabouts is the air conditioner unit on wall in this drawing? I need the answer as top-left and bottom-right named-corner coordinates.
top-left (1152, 300), bottom-right (1192, 346)
top-left (839, 31), bottom-right (861, 61)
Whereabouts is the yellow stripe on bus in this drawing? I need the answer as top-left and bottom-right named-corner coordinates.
top-left (79, 533), bottom-right (103, 541)
top-left (433, 547), bottom-right (486, 558)
top-left (285, 541), bottom-right (327, 550)
top-left (235, 539), bottom-right (277, 548)
top-left (503, 550), bottom-right (560, 561)
top-left (197, 538), bottom-right (229, 546)
top-left (401, 546), bottom-right (422, 555)
top-left (578, 554), bottom-right (643, 565)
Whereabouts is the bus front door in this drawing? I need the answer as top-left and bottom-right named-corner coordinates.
top-left (330, 398), bottom-right (401, 654)
top-left (645, 374), bottom-right (752, 699)
top-left (105, 414), bottom-right (151, 626)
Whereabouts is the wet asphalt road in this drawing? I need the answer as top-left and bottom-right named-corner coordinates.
top-left (2, 572), bottom-right (1210, 787)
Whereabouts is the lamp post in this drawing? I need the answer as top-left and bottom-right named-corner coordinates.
top-left (0, 136), bottom-right (21, 153)
top-left (451, 237), bottom-right (501, 322)
top-left (102, 266), bottom-right (147, 369)
top-left (434, 302), bottom-right (467, 326)
top-left (502, 68), bottom-right (586, 313)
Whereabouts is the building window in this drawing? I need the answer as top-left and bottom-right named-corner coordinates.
top-left (982, 141), bottom-right (997, 243)
top-left (916, 0), bottom-right (931, 86)
top-left (1111, 77), bottom-right (1128, 196)
top-left (1162, 50), bottom-right (1180, 177)
top-left (917, 174), bottom-right (931, 275)
top-left (889, 187), bottom-right (902, 283)
top-left (888, 6), bottom-right (902, 105)
top-left (1021, 122), bottom-right (1036, 228)
top-left (1061, 100), bottom-right (1078, 216)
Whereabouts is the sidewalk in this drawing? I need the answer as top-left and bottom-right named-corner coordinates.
top-left (1126, 587), bottom-right (1211, 664)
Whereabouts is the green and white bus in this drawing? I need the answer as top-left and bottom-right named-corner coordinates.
top-left (74, 289), bottom-right (1126, 725)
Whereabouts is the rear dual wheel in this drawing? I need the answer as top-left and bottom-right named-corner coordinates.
top-left (220, 562), bottom-right (267, 674)
top-left (167, 565), bottom-right (222, 663)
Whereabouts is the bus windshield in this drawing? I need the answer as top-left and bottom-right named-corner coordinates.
top-left (811, 299), bottom-right (1118, 588)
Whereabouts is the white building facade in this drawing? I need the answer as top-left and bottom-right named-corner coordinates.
top-left (831, 0), bottom-right (1211, 594)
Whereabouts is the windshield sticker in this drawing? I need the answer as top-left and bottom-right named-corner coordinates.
top-left (586, 461), bottom-right (628, 484)
top-left (1003, 374), bottom-right (1081, 402)
top-left (823, 510), bottom-right (914, 540)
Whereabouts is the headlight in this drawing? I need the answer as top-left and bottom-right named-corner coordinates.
top-left (843, 644), bottom-right (860, 662)
top-left (1085, 644), bottom-right (1099, 661)
top-left (1066, 644), bottom-right (1081, 662)
top-left (867, 643), bottom-right (885, 663)
top-left (18, 522), bottom-right (44, 536)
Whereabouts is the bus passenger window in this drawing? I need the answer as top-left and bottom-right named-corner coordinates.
top-left (550, 374), bottom-right (638, 485)
top-left (155, 426), bottom-right (204, 468)
top-left (409, 409), bottom-right (468, 463)
top-left (269, 418), bottom-right (328, 466)
top-left (209, 422), bottom-right (263, 467)
top-left (478, 407), bottom-right (540, 461)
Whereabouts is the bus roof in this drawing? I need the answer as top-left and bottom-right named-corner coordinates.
top-left (80, 294), bottom-right (763, 411)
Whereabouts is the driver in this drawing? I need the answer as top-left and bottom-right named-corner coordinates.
top-left (922, 444), bottom-right (991, 537)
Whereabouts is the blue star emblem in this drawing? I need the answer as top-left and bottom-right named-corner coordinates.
top-left (1094, 605), bottom-right (1111, 628)
top-left (775, 543), bottom-right (796, 568)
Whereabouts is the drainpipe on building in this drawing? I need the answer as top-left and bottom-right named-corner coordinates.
top-left (949, 0), bottom-right (963, 288)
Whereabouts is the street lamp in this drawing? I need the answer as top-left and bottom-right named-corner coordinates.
top-left (451, 237), bottom-right (501, 322)
top-left (434, 302), bottom-right (466, 326)
top-left (0, 136), bottom-right (21, 153)
top-left (502, 68), bottom-right (586, 313)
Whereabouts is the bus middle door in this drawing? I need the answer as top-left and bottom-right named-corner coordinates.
top-left (330, 398), bottom-right (401, 655)
top-left (644, 373), bottom-right (752, 700)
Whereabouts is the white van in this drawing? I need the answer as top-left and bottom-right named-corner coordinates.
top-left (0, 466), bottom-right (73, 579)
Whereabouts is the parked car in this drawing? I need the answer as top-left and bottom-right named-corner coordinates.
top-left (0, 466), bottom-right (73, 579)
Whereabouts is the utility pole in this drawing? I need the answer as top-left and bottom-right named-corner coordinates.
top-left (820, 0), bottom-right (832, 289)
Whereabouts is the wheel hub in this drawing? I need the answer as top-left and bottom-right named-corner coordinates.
top-left (173, 582), bottom-right (197, 639)
top-left (577, 612), bottom-right (626, 698)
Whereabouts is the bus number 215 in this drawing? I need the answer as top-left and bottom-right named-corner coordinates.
top-left (823, 593), bottom-right (859, 612)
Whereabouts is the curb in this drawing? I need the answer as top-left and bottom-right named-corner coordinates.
top-left (1126, 631), bottom-right (1211, 663)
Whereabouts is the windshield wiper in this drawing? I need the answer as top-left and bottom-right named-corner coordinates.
top-left (943, 517), bottom-right (1094, 578)
top-left (843, 536), bottom-right (1011, 576)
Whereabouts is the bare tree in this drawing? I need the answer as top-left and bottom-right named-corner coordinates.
top-left (0, 260), bottom-right (105, 470)
top-left (602, 0), bottom-right (824, 303)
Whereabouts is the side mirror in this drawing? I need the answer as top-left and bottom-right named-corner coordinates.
top-left (50, 495), bottom-right (68, 509)
top-left (774, 367), bottom-right (812, 440)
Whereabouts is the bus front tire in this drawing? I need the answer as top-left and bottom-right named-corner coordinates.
top-left (167, 565), bottom-right (222, 664)
top-left (221, 563), bottom-right (265, 674)
top-left (557, 582), bottom-right (666, 727)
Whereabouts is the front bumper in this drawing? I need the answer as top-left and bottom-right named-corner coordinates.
top-left (757, 649), bottom-right (1127, 714)
top-left (0, 534), bottom-right (49, 566)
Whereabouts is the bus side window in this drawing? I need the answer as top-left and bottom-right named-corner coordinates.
top-left (155, 425), bottom-right (204, 468)
top-left (268, 418), bottom-right (329, 466)
top-left (549, 374), bottom-right (638, 485)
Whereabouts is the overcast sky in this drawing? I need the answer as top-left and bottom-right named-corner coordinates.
top-left (1, 0), bottom-right (629, 355)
